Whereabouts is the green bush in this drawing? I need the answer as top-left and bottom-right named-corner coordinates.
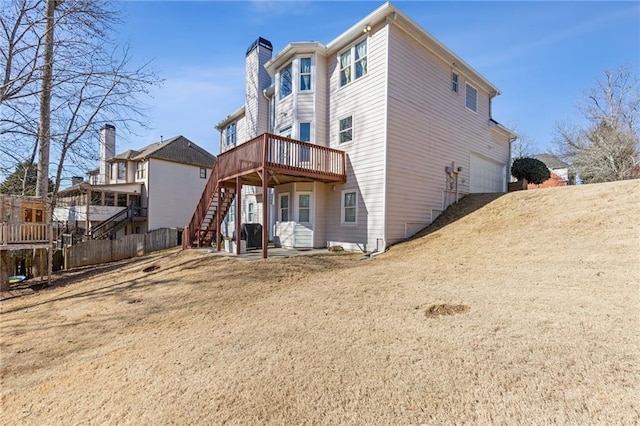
top-left (511, 157), bottom-right (551, 185)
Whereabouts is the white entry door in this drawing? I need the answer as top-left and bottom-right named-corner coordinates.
top-left (294, 192), bottom-right (313, 248)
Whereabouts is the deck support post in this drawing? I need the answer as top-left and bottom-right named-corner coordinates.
top-left (261, 135), bottom-right (269, 260)
top-left (235, 177), bottom-right (242, 255)
top-left (261, 169), bottom-right (268, 259)
top-left (216, 180), bottom-right (222, 251)
top-left (0, 250), bottom-right (9, 292)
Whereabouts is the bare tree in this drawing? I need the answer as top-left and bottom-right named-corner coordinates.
top-left (510, 131), bottom-right (533, 160)
top-left (0, 0), bottom-right (161, 196)
top-left (554, 66), bottom-right (640, 183)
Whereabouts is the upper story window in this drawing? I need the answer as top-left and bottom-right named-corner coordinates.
top-left (339, 115), bottom-right (353, 143)
top-left (280, 63), bottom-right (292, 98)
top-left (200, 168), bottom-right (207, 179)
top-left (225, 123), bottom-right (236, 147)
top-left (136, 162), bottom-right (146, 179)
top-left (465, 83), bottom-right (478, 113)
top-left (299, 122), bottom-right (311, 162)
top-left (452, 72), bottom-right (459, 93)
top-left (339, 39), bottom-right (368, 87)
top-left (300, 58), bottom-right (312, 91)
top-left (112, 161), bottom-right (126, 180)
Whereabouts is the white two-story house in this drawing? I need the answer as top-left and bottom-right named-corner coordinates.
top-left (184, 1), bottom-right (516, 256)
top-left (55, 125), bottom-right (216, 240)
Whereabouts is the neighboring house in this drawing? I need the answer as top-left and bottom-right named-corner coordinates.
top-left (528, 153), bottom-right (575, 189)
top-left (54, 125), bottom-right (216, 240)
top-left (185, 1), bottom-right (516, 256)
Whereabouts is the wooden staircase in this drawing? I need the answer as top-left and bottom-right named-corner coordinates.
top-left (183, 162), bottom-right (236, 248)
top-left (90, 205), bottom-right (146, 240)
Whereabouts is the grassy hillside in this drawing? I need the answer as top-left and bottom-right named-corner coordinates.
top-left (1, 180), bottom-right (639, 424)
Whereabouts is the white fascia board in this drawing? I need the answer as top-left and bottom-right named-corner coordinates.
top-left (215, 105), bottom-right (246, 130)
top-left (265, 42), bottom-right (326, 77)
top-left (391, 11), bottom-right (501, 96)
top-left (490, 120), bottom-right (518, 141)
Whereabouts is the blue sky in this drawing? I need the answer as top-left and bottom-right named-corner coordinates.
top-left (115, 1), bottom-right (640, 157)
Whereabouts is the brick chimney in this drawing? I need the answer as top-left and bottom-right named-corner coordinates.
top-left (99, 124), bottom-right (115, 185)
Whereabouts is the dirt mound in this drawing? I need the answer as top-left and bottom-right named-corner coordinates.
top-left (424, 303), bottom-right (470, 318)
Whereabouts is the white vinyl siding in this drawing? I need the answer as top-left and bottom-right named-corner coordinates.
top-left (385, 24), bottom-right (510, 244)
top-left (146, 159), bottom-right (212, 231)
top-left (325, 26), bottom-right (387, 251)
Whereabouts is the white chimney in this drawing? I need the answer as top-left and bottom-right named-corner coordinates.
top-left (245, 37), bottom-right (273, 139)
top-left (99, 124), bottom-right (115, 185)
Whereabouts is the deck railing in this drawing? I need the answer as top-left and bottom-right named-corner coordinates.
top-left (0, 223), bottom-right (50, 245)
top-left (217, 133), bottom-right (346, 181)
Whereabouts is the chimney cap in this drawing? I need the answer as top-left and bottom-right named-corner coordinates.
top-left (246, 37), bottom-right (273, 56)
top-left (101, 124), bottom-right (115, 131)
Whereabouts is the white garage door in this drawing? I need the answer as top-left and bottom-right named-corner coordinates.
top-left (470, 154), bottom-right (506, 193)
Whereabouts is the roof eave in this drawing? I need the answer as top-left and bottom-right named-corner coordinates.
top-left (265, 42), bottom-right (326, 76)
top-left (490, 119), bottom-right (518, 140)
top-left (390, 10), bottom-right (501, 96)
top-left (215, 105), bottom-right (246, 130)
top-left (325, 1), bottom-right (395, 54)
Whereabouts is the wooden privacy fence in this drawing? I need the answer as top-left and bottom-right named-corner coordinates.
top-left (65, 228), bottom-right (179, 269)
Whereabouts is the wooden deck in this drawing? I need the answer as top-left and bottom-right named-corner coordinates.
top-left (183, 133), bottom-right (346, 258)
top-left (0, 223), bottom-right (53, 248)
top-left (216, 133), bottom-right (346, 186)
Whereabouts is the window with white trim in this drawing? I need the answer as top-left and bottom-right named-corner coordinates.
top-left (339, 39), bottom-right (367, 87)
top-left (299, 122), bottom-right (311, 162)
top-left (200, 168), bottom-right (207, 179)
top-left (298, 194), bottom-right (310, 223)
top-left (300, 57), bottom-right (312, 91)
top-left (225, 123), bottom-right (236, 147)
top-left (279, 193), bottom-right (289, 222)
top-left (465, 83), bottom-right (477, 112)
top-left (339, 115), bottom-right (353, 144)
top-left (226, 203), bottom-right (235, 224)
top-left (342, 190), bottom-right (357, 224)
top-left (116, 161), bottom-right (126, 180)
top-left (136, 162), bottom-right (146, 179)
top-left (280, 63), bottom-right (292, 98)
top-left (248, 202), bottom-right (254, 222)
top-left (451, 71), bottom-right (459, 93)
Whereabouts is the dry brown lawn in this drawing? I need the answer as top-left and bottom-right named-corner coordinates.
top-left (1, 180), bottom-right (639, 424)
